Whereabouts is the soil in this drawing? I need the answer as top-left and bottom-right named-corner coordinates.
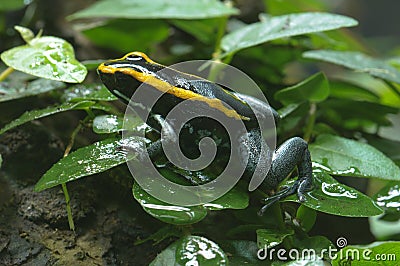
top-left (0, 124), bottom-right (168, 265)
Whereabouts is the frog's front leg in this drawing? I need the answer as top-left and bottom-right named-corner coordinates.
top-left (259, 137), bottom-right (313, 214)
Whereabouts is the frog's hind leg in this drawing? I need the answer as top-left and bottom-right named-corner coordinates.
top-left (259, 137), bottom-right (313, 215)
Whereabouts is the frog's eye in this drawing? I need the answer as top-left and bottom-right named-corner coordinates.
top-left (125, 53), bottom-right (145, 61)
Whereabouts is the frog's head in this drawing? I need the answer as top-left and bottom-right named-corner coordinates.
top-left (97, 52), bottom-right (164, 103)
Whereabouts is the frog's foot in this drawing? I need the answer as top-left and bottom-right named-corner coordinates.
top-left (258, 177), bottom-right (313, 216)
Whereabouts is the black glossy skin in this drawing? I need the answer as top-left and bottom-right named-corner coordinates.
top-left (98, 53), bottom-right (313, 212)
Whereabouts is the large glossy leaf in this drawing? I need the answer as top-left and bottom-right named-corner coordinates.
top-left (274, 72), bottom-right (330, 105)
top-left (203, 185), bottom-right (249, 210)
top-left (1, 27), bottom-right (87, 83)
top-left (150, 236), bottom-right (228, 266)
top-left (69, 0), bottom-right (238, 20)
top-left (309, 134), bottom-right (400, 180)
top-left (332, 241), bottom-right (400, 266)
top-left (35, 137), bottom-right (146, 191)
top-left (221, 12), bottom-right (357, 55)
top-left (0, 101), bottom-right (95, 135)
top-left (132, 182), bottom-right (208, 225)
top-left (0, 78), bottom-right (65, 102)
top-left (303, 50), bottom-right (400, 84)
top-left (283, 170), bottom-right (383, 217)
top-left (61, 84), bottom-right (117, 102)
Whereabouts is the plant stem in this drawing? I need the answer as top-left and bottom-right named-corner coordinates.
top-left (0, 67), bottom-right (14, 82)
top-left (207, 16), bottom-right (228, 82)
top-left (303, 103), bottom-right (317, 142)
top-left (61, 117), bottom-right (87, 231)
top-left (62, 183), bottom-right (74, 231)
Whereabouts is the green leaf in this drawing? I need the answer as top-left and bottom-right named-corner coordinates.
top-left (149, 240), bottom-right (178, 266)
top-left (319, 99), bottom-right (398, 130)
top-left (82, 20), bottom-right (169, 53)
top-left (93, 115), bottom-right (123, 134)
top-left (369, 215), bottom-right (400, 240)
top-left (303, 50), bottom-right (400, 84)
top-left (170, 18), bottom-right (220, 44)
top-left (309, 134), bottom-right (400, 180)
top-left (132, 182), bottom-right (207, 225)
top-left (0, 78), bottom-right (65, 103)
top-left (1, 34), bottom-right (87, 83)
top-left (274, 72), bottom-right (330, 105)
top-left (93, 114), bottom-right (146, 134)
top-left (14, 26), bottom-right (35, 44)
top-left (0, 0), bottom-right (25, 11)
top-left (283, 171), bottom-right (383, 217)
top-left (280, 259), bottom-right (326, 265)
top-left (373, 181), bottom-right (400, 218)
top-left (219, 240), bottom-right (260, 264)
top-left (221, 12), bottom-right (358, 55)
top-left (332, 241), bottom-right (400, 266)
top-left (61, 84), bottom-right (117, 102)
top-left (256, 228), bottom-right (294, 249)
top-left (296, 205), bottom-right (317, 232)
top-left (176, 236), bottom-right (228, 266)
top-left (329, 81), bottom-right (380, 102)
top-left (203, 185), bottom-right (249, 210)
top-left (69, 0), bottom-right (238, 20)
top-left (35, 137), bottom-right (146, 191)
top-left (150, 236), bottom-right (228, 266)
top-left (0, 101), bottom-right (95, 135)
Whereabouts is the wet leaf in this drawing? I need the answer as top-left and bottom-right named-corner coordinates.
top-left (176, 235), bottom-right (228, 266)
top-left (373, 181), bottom-right (400, 217)
top-left (221, 12), bottom-right (357, 55)
top-left (69, 0), bottom-right (238, 20)
top-left (93, 114), bottom-right (146, 134)
top-left (0, 101), bottom-right (95, 135)
top-left (274, 72), bottom-right (330, 105)
top-left (303, 50), bottom-right (400, 84)
top-left (256, 228), bottom-right (294, 249)
top-left (1, 29), bottom-right (87, 83)
top-left (0, 78), bottom-right (65, 103)
top-left (61, 84), bottom-right (117, 102)
top-left (332, 241), bottom-right (400, 266)
top-left (283, 171), bottom-right (383, 217)
top-left (150, 236), bottom-right (228, 266)
top-left (309, 134), bottom-right (400, 180)
top-left (203, 186), bottom-right (249, 210)
top-left (93, 115), bottom-right (123, 134)
top-left (35, 137), bottom-right (146, 191)
top-left (132, 182), bottom-right (208, 225)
